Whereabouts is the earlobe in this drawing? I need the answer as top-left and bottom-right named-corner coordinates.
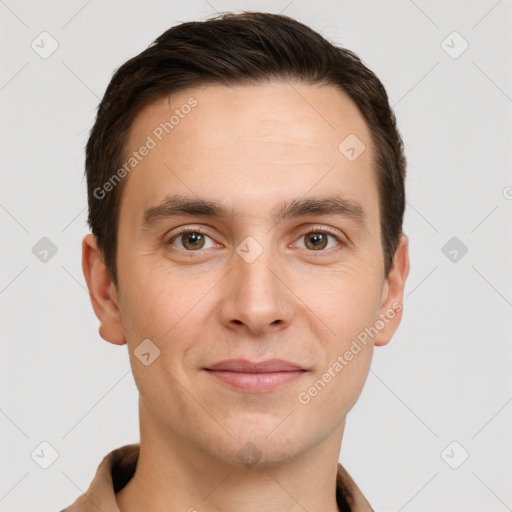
top-left (82, 234), bottom-right (126, 345)
top-left (374, 234), bottom-right (410, 347)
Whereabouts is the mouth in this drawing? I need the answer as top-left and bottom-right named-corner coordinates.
top-left (204, 359), bottom-right (307, 393)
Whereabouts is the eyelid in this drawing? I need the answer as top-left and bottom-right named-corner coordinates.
top-left (292, 224), bottom-right (347, 248)
top-left (166, 225), bottom-right (219, 246)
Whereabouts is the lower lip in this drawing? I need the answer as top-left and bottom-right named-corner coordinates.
top-left (205, 370), bottom-right (306, 393)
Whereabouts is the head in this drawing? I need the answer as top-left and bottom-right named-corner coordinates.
top-left (83, 12), bottom-right (409, 466)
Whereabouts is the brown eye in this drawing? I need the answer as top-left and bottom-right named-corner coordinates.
top-left (304, 232), bottom-right (328, 250)
top-left (168, 231), bottom-right (216, 251)
top-left (296, 231), bottom-right (341, 251)
top-left (181, 232), bottom-right (205, 250)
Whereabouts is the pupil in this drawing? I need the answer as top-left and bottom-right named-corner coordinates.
top-left (185, 232), bottom-right (204, 249)
top-left (307, 233), bottom-right (327, 250)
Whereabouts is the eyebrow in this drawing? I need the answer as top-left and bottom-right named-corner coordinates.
top-left (141, 193), bottom-right (367, 230)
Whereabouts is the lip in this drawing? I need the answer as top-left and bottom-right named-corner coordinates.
top-left (204, 359), bottom-right (307, 393)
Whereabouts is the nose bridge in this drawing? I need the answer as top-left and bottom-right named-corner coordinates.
top-left (237, 243), bottom-right (277, 296)
top-left (222, 234), bottom-right (291, 332)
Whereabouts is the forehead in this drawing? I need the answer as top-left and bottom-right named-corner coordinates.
top-left (126, 81), bottom-right (370, 153)
top-left (119, 81), bottom-right (378, 227)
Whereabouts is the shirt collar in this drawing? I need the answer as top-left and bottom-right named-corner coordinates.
top-left (62, 443), bottom-right (374, 511)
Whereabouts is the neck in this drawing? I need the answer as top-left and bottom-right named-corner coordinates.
top-left (116, 402), bottom-right (346, 512)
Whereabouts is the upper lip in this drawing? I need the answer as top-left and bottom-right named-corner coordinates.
top-left (205, 359), bottom-right (306, 373)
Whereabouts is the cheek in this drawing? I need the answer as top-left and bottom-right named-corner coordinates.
top-left (302, 270), bottom-right (381, 413)
top-left (296, 347), bottom-right (373, 439)
top-left (299, 265), bottom-right (382, 343)
top-left (119, 273), bottom-right (206, 410)
top-left (295, 272), bottom-right (379, 410)
top-left (119, 260), bottom-right (217, 361)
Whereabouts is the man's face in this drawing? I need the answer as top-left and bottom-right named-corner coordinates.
top-left (103, 82), bottom-right (407, 465)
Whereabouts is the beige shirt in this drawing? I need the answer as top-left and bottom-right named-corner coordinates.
top-left (61, 444), bottom-right (374, 511)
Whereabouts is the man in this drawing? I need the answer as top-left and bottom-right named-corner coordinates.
top-left (63, 11), bottom-right (409, 512)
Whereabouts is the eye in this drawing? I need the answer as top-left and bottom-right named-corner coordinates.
top-left (166, 227), bottom-right (343, 252)
top-left (167, 229), bottom-right (218, 251)
top-left (294, 230), bottom-right (342, 251)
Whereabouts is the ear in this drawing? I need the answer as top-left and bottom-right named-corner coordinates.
top-left (373, 233), bottom-right (410, 347)
top-left (82, 233), bottom-right (126, 345)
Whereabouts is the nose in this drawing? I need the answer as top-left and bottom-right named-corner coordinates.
top-left (218, 243), bottom-right (294, 335)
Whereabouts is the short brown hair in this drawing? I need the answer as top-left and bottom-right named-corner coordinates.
top-left (85, 11), bottom-right (406, 289)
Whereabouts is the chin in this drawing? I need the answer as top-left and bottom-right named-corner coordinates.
top-left (204, 417), bottom-right (314, 468)
top-left (212, 437), bottom-right (307, 469)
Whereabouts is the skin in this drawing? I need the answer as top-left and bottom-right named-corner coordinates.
top-left (82, 81), bottom-right (409, 512)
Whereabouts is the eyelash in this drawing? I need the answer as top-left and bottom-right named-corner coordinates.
top-left (165, 226), bottom-right (345, 252)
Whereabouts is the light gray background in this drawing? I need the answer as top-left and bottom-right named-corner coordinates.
top-left (1, 1), bottom-right (511, 511)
